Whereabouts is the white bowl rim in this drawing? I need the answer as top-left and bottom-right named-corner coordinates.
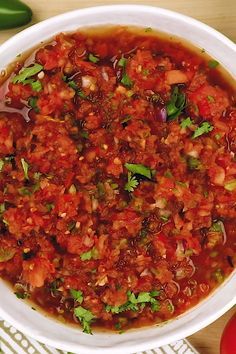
top-left (0, 4), bottom-right (235, 354)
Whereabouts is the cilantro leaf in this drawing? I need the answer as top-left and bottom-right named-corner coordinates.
top-left (18, 187), bottom-right (31, 196)
top-left (68, 80), bottom-right (78, 90)
top-left (136, 292), bottom-right (152, 303)
top-left (70, 289), bottom-right (83, 304)
top-left (68, 81), bottom-right (87, 99)
top-left (124, 172), bottom-right (139, 192)
top-left (28, 97), bottom-right (40, 113)
top-left (121, 72), bottom-right (133, 88)
top-left (80, 248), bottom-right (98, 261)
top-left (20, 158), bottom-right (29, 180)
top-left (125, 163), bottom-right (152, 179)
top-left (105, 290), bottom-right (160, 315)
top-left (209, 221), bottom-right (223, 232)
top-left (0, 203), bottom-right (5, 214)
top-left (74, 306), bottom-right (95, 334)
top-left (80, 130), bottom-right (89, 139)
top-left (12, 63), bottom-right (43, 84)
top-left (167, 86), bottom-right (186, 120)
top-left (88, 53), bottom-right (99, 63)
top-left (31, 80), bottom-right (42, 92)
top-left (14, 291), bottom-right (29, 299)
top-left (80, 250), bottom-right (92, 261)
top-left (192, 122), bottom-right (213, 139)
top-left (45, 203), bottom-right (54, 212)
top-left (118, 57), bottom-right (133, 88)
top-left (208, 60), bottom-right (219, 69)
top-left (180, 117), bottom-right (193, 129)
top-left (187, 156), bottom-right (201, 170)
top-left (118, 57), bottom-right (127, 67)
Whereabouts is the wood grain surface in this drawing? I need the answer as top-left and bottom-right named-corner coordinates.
top-left (0, 1), bottom-right (235, 353)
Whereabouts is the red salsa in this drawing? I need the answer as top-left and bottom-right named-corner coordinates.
top-left (0, 26), bottom-right (235, 334)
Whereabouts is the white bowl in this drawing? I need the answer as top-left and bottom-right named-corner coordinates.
top-left (0, 5), bottom-right (235, 354)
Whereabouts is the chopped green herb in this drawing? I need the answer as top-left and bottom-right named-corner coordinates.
top-left (210, 251), bottom-right (218, 258)
top-left (114, 322), bottom-right (122, 330)
top-left (142, 69), bottom-right (150, 76)
top-left (33, 172), bottom-right (42, 180)
top-left (145, 27), bottom-right (152, 32)
top-left (118, 57), bottom-right (133, 88)
top-left (208, 60), bottom-right (219, 69)
top-left (78, 90), bottom-right (87, 99)
top-left (213, 268), bottom-right (224, 283)
top-left (176, 181), bottom-right (187, 188)
top-left (121, 72), bottom-right (133, 88)
top-left (20, 158), bottom-right (29, 180)
top-left (12, 63), bottom-right (43, 84)
top-left (28, 97), bottom-right (39, 113)
top-left (124, 163), bottom-right (152, 179)
top-left (166, 86), bottom-right (186, 120)
top-left (45, 203), bottom-right (54, 212)
top-left (70, 289), bottom-right (83, 304)
top-left (68, 80), bottom-right (78, 90)
top-left (121, 115), bottom-right (132, 124)
top-left (214, 133), bottom-right (222, 140)
top-left (207, 95), bottom-right (215, 102)
top-left (192, 122), bottom-right (213, 139)
top-left (187, 156), bottom-right (201, 170)
top-left (80, 248), bottom-right (96, 261)
top-left (106, 290), bottom-right (160, 315)
top-left (14, 292), bottom-right (29, 299)
top-left (0, 159), bottom-right (4, 172)
top-left (164, 170), bottom-right (173, 178)
top-left (68, 81), bottom-right (87, 99)
top-left (0, 203), bottom-right (5, 214)
top-left (31, 80), bottom-right (42, 92)
top-left (18, 187), bottom-right (31, 196)
top-left (97, 182), bottom-right (105, 197)
top-left (118, 57), bottom-right (127, 67)
top-left (224, 179), bottom-right (236, 191)
top-left (160, 215), bottom-right (169, 222)
top-left (150, 298), bottom-right (161, 312)
top-left (110, 183), bottom-right (119, 190)
top-left (167, 302), bottom-right (175, 313)
top-left (74, 306), bottom-right (95, 334)
top-left (80, 130), bottom-right (89, 139)
top-left (180, 117), bottom-right (193, 129)
top-left (124, 172), bottom-right (139, 192)
top-left (209, 221), bottom-right (223, 233)
top-left (88, 53), bottom-right (99, 63)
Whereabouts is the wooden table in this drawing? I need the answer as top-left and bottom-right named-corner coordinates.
top-left (0, 1), bottom-right (235, 353)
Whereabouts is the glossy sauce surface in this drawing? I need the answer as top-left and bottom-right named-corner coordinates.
top-left (0, 26), bottom-right (235, 333)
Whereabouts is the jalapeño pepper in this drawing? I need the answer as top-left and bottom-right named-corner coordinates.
top-left (0, 0), bottom-right (32, 30)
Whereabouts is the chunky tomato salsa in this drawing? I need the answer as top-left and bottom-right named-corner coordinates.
top-left (0, 26), bottom-right (235, 334)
